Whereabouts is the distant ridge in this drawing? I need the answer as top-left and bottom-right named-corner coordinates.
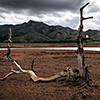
top-left (0, 20), bottom-right (100, 43)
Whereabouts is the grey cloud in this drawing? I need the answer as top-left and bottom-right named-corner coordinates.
top-left (87, 3), bottom-right (100, 13)
top-left (0, 0), bottom-right (86, 27)
top-left (45, 20), bottom-right (54, 25)
top-left (0, 0), bottom-right (85, 14)
top-left (0, 15), bottom-right (5, 19)
top-left (0, 7), bottom-right (10, 13)
top-left (1, 0), bottom-right (94, 30)
top-left (65, 16), bottom-right (79, 29)
top-left (92, 15), bottom-right (100, 25)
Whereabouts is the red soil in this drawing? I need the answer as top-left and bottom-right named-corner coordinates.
top-left (0, 49), bottom-right (100, 100)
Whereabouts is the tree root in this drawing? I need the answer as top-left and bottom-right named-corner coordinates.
top-left (56, 67), bottom-right (99, 90)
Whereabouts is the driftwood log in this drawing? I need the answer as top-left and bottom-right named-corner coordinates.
top-left (0, 60), bottom-right (74, 82)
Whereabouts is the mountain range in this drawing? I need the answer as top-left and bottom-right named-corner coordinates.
top-left (0, 20), bottom-right (100, 43)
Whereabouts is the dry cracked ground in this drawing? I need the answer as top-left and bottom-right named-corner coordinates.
top-left (0, 49), bottom-right (100, 100)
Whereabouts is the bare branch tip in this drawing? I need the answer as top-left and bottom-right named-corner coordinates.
top-left (85, 2), bottom-right (90, 6)
top-left (87, 2), bottom-right (90, 4)
top-left (31, 59), bottom-right (34, 71)
top-left (81, 2), bottom-right (90, 10)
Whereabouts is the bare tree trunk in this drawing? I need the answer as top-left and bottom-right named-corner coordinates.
top-left (77, 2), bottom-right (93, 78)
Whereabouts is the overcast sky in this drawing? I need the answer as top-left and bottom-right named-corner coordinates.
top-left (0, 0), bottom-right (100, 31)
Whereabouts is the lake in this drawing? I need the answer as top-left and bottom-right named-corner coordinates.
top-left (0, 47), bottom-right (100, 51)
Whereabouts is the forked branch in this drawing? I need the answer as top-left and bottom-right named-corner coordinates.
top-left (79, 2), bottom-right (93, 30)
top-left (77, 2), bottom-right (93, 78)
top-left (0, 60), bottom-right (74, 82)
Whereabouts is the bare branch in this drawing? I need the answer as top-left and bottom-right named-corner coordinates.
top-left (83, 17), bottom-right (93, 20)
top-left (80, 2), bottom-right (93, 26)
top-left (13, 61), bottom-right (28, 73)
top-left (3, 28), bottom-right (13, 61)
top-left (31, 60), bottom-right (34, 71)
top-left (0, 72), bottom-right (13, 81)
top-left (80, 2), bottom-right (90, 10)
top-left (8, 28), bottom-right (12, 43)
top-left (11, 69), bottom-right (22, 74)
top-left (11, 62), bottom-right (74, 82)
top-left (0, 58), bottom-right (74, 82)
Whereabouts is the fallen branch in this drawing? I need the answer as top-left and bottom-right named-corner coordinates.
top-left (0, 60), bottom-right (74, 82)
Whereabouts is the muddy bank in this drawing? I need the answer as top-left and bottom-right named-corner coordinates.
top-left (0, 43), bottom-right (100, 48)
top-left (0, 49), bottom-right (100, 100)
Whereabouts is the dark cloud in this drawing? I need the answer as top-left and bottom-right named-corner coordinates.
top-left (0, 7), bottom-right (9, 13)
top-left (0, 0), bottom-right (85, 14)
top-left (1, 0), bottom-right (98, 30)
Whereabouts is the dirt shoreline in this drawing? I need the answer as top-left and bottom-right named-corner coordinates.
top-left (0, 49), bottom-right (100, 100)
top-left (0, 43), bottom-right (100, 48)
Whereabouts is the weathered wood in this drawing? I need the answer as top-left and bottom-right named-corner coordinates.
top-left (0, 60), bottom-right (74, 82)
top-left (0, 72), bottom-right (13, 81)
top-left (8, 28), bottom-right (12, 43)
top-left (31, 60), bottom-right (34, 71)
top-left (77, 2), bottom-right (93, 78)
top-left (4, 28), bottom-right (12, 61)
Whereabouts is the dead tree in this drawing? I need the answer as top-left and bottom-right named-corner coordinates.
top-left (4, 28), bottom-right (12, 60)
top-left (77, 2), bottom-right (93, 79)
top-left (0, 28), bottom-right (75, 82)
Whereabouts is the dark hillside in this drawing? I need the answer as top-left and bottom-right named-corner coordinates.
top-left (0, 20), bottom-right (100, 43)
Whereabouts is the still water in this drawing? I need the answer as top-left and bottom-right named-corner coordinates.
top-left (0, 47), bottom-right (100, 51)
